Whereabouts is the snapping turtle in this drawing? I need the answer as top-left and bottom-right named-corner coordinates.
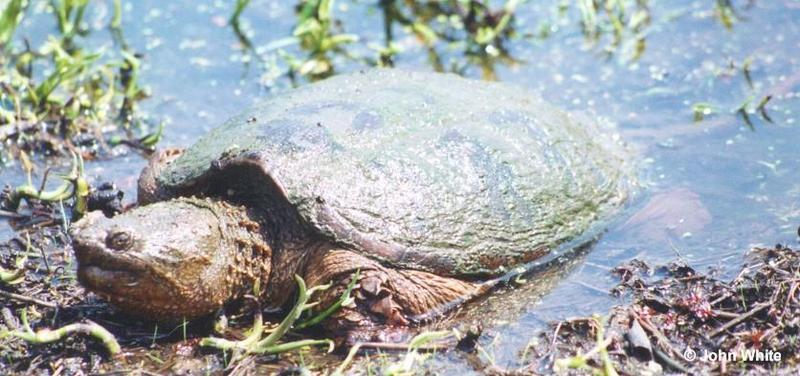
top-left (71, 69), bottom-right (631, 340)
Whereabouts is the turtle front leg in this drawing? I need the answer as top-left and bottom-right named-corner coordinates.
top-left (302, 248), bottom-right (482, 345)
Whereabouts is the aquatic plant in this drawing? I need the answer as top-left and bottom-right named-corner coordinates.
top-left (691, 56), bottom-right (775, 128)
top-left (201, 272), bottom-right (358, 364)
top-left (231, 0), bottom-right (759, 85)
top-left (1, 152), bottom-right (89, 221)
top-left (380, 0), bottom-right (523, 80)
top-left (232, 0), bottom-right (524, 83)
top-left (0, 307), bottom-right (121, 356)
top-left (0, 0), bottom-right (158, 166)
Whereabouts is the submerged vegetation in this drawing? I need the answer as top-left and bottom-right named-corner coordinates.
top-left (0, 0), bottom-right (159, 166)
top-left (233, 0), bottom-right (771, 130)
top-left (692, 55), bottom-right (775, 129)
top-left (573, 0), bottom-right (651, 62)
top-left (230, 0), bottom-right (758, 85)
top-left (232, 0), bottom-right (660, 83)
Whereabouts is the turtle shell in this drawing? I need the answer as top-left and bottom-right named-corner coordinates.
top-left (156, 69), bottom-right (633, 277)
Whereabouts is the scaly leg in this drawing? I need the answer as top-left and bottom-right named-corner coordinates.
top-left (303, 248), bottom-right (482, 345)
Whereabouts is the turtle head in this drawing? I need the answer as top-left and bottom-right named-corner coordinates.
top-left (71, 197), bottom-right (271, 320)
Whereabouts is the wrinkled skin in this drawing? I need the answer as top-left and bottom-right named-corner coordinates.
top-left (71, 196), bottom-right (480, 342)
top-left (71, 198), bottom-right (273, 318)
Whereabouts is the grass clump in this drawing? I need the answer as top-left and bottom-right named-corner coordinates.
top-left (232, 0), bottom-right (524, 84)
top-left (0, 0), bottom-right (157, 166)
top-left (201, 272), bottom-right (359, 368)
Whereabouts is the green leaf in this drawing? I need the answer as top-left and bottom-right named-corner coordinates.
top-left (293, 19), bottom-right (322, 37)
top-left (0, 0), bottom-right (26, 47)
top-left (408, 330), bottom-right (451, 350)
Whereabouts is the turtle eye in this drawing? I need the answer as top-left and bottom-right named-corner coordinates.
top-left (105, 230), bottom-right (134, 251)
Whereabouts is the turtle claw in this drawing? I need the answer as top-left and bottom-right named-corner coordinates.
top-left (344, 326), bottom-right (413, 347)
top-left (325, 309), bottom-right (414, 348)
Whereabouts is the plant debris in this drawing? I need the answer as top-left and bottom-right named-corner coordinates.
top-left (514, 245), bottom-right (800, 375)
top-left (0, 0), bottom-right (160, 166)
top-left (1, 308), bottom-right (120, 356)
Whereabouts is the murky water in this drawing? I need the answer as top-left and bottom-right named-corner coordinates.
top-left (2, 0), bottom-right (799, 372)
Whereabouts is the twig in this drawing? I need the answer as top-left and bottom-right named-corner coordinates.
top-left (356, 341), bottom-right (447, 352)
top-left (709, 292), bottom-right (731, 306)
top-left (653, 348), bottom-right (692, 374)
top-left (633, 314), bottom-right (693, 372)
top-left (0, 290), bottom-right (57, 308)
top-left (37, 245), bottom-right (50, 273)
top-left (709, 303), bottom-right (768, 337)
top-left (549, 321), bottom-right (563, 353)
top-left (781, 282), bottom-right (799, 318)
top-left (634, 313), bottom-right (681, 357)
top-left (711, 310), bottom-right (740, 319)
top-left (0, 210), bottom-right (25, 219)
top-left (765, 264), bottom-right (792, 277)
top-left (25, 232), bottom-right (50, 274)
top-left (676, 275), bottom-right (705, 282)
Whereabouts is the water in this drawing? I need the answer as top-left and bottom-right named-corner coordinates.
top-left (1, 0), bottom-right (799, 372)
